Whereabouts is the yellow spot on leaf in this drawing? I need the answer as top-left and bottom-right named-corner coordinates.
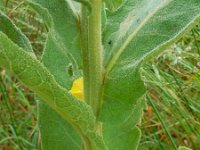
top-left (69, 77), bottom-right (84, 101)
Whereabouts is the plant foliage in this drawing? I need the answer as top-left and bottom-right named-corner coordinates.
top-left (0, 0), bottom-right (200, 149)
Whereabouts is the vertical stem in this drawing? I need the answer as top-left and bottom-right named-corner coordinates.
top-left (81, 0), bottom-right (103, 116)
top-left (80, 8), bottom-right (93, 149)
top-left (80, 2), bottom-right (103, 149)
top-left (88, 0), bottom-right (103, 116)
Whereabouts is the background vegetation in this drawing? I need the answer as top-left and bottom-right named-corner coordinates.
top-left (0, 0), bottom-right (200, 149)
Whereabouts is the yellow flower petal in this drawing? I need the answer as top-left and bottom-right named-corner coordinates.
top-left (69, 77), bottom-right (84, 101)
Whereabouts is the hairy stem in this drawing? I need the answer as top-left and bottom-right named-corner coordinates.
top-left (81, 0), bottom-right (103, 116)
top-left (88, 0), bottom-right (103, 116)
top-left (80, 2), bottom-right (103, 149)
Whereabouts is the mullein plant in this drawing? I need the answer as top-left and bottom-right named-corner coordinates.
top-left (0, 0), bottom-right (200, 149)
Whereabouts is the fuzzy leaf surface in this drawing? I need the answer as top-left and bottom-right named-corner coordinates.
top-left (0, 32), bottom-right (106, 149)
top-left (104, 0), bottom-right (126, 13)
top-left (30, 0), bottom-right (83, 149)
top-left (100, 0), bottom-right (200, 149)
top-left (0, 11), bottom-right (34, 56)
top-left (30, 0), bottom-right (106, 149)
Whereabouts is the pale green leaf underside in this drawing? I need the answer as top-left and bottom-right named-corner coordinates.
top-left (100, 0), bottom-right (200, 149)
top-left (105, 0), bottom-right (200, 70)
top-left (102, 0), bottom-right (200, 126)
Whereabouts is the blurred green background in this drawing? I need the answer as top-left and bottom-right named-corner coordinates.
top-left (0, 0), bottom-right (200, 150)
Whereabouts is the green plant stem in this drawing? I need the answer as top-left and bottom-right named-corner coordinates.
top-left (88, 0), bottom-right (103, 116)
top-left (80, 2), bottom-right (103, 149)
top-left (81, 0), bottom-right (103, 116)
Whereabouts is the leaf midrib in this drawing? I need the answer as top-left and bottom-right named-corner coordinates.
top-left (105, 0), bottom-right (173, 74)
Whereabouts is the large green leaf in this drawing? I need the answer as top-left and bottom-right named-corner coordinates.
top-left (29, 0), bottom-right (107, 149)
top-left (29, 0), bottom-right (83, 149)
top-left (100, 0), bottom-right (200, 149)
top-left (0, 32), bottom-right (106, 149)
top-left (38, 101), bottom-right (82, 150)
top-left (0, 2), bottom-right (82, 149)
top-left (0, 32), bottom-right (95, 131)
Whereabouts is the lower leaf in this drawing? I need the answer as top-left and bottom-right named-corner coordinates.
top-left (39, 101), bottom-right (82, 150)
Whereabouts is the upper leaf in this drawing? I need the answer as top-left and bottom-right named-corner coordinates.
top-left (104, 0), bottom-right (200, 70)
top-left (31, 0), bottom-right (82, 87)
top-left (100, 0), bottom-right (200, 149)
